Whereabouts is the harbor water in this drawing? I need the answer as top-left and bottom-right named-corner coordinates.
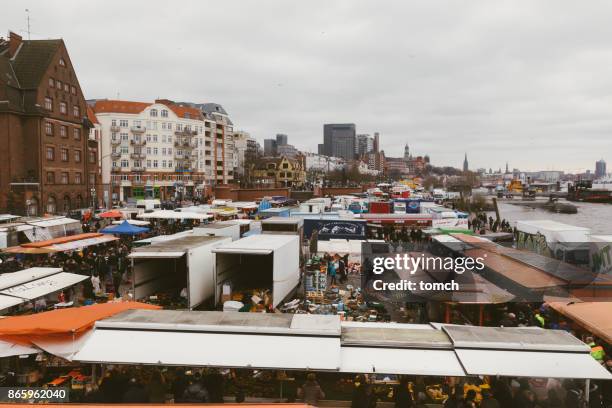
top-left (488, 198), bottom-right (612, 235)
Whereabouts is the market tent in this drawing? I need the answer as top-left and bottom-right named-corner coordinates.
top-left (547, 301), bottom-right (612, 345)
top-left (258, 199), bottom-right (272, 212)
top-left (98, 209), bottom-right (124, 219)
top-left (101, 220), bottom-right (150, 235)
top-left (112, 219), bottom-right (150, 226)
top-left (0, 302), bottom-right (161, 359)
top-left (46, 234), bottom-right (118, 251)
top-left (20, 233), bottom-right (105, 248)
top-left (137, 210), bottom-right (213, 220)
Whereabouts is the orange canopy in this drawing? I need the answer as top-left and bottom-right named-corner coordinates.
top-left (22, 233), bottom-right (104, 248)
top-left (547, 301), bottom-right (612, 345)
top-left (99, 210), bottom-right (124, 219)
top-left (0, 302), bottom-right (160, 338)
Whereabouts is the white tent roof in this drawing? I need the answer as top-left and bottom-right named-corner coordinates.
top-left (0, 267), bottom-right (62, 290)
top-left (137, 210), bottom-right (213, 220)
top-left (69, 310), bottom-right (611, 379)
top-left (0, 272), bottom-right (87, 300)
top-left (212, 234), bottom-right (298, 254)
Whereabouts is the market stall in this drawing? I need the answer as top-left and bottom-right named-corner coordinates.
top-left (212, 235), bottom-right (300, 309)
top-left (129, 235), bottom-right (231, 309)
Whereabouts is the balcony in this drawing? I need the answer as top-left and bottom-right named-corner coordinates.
top-left (110, 125), bottom-right (120, 132)
top-left (175, 129), bottom-right (197, 137)
top-left (175, 167), bottom-right (192, 173)
top-left (130, 153), bottom-right (146, 160)
top-left (130, 140), bottom-right (146, 146)
top-left (111, 139), bottom-right (121, 145)
top-left (111, 152), bottom-right (121, 160)
top-left (131, 166), bottom-right (146, 172)
top-left (130, 126), bottom-right (146, 133)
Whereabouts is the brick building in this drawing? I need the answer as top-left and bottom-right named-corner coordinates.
top-left (0, 32), bottom-right (98, 215)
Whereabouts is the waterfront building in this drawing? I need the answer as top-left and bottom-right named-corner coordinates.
top-left (0, 32), bottom-right (99, 215)
top-left (595, 159), bottom-right (607, 178)
top-left (91, 98), bottom-right (233, 202)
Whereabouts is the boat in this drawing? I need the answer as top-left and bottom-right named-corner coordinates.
top-left (567, 179), bottom-right (612, 203)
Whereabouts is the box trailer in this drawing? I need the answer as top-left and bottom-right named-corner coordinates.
top-left (128, 235), bottom-right (231, 309)
top-left (193, 222), bottom-right (241, 241)
top-left (212, 235), bottom-right (300, 308)
top-left (368, 201), bottom-right (391, 214)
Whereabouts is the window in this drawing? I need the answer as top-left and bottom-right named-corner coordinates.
top-left (48, 78), bottom-right (54, 88)
top-left (62, 195), bottom-right (70, 211)
top-left (61, 148), bottom-right (69, 162)
top-left (134, 120), bottom-right (141, 127)
top-left (112, 161), bottom-right (118, 168)
top-left (111, 132), bottom-right (118, 141)
top-left (120, 146), bottom-right (128, 154)
top-left (120, 133), bottom-right (128, 141)
top-left (59, 58), bottom-right (66, 67)
top-left (46, 196), bottom-right (56, 214)
top-left (161, 160), bottom-right (166, 168)
top-left (150, 109), bottom-right (158, 117)
top-left (150, 122), bottom-right (157, 130)
top-left (177, 123), bottom-right (183, 131)
top-left (147, 160), bottom-right (151, 168)
top-left (89, 173), bottom-right (95, 185)
top-left (56, 80), bottom-right (62, 89)
top-left (119, 120), bottom-right (128, 127)
top-left (44, 97), bottom-right (53, 110)
top-left (167, 135), bottom-right (172, 142)
top-left (45, 122), bottom-right (53, 136)
top-left (168, 160), bottom-right (173, 168)
top-left (120, 160), bottom-right (129, 168)
top-left (283, 163), bottom-right (289, 169)
top-left (89, 151), bottom-right (96, 164)
top-left (46, 146), bottom-right (55, 160)
top-left (73, 128), bottom-right (81, 140)
top-left (161, 109), bottom-right (168, 117)
top-left (59, 102), bottom-right (67, 114)
top-left (162, 135), bottom-right (166, 143)
top-left (153, 135), bottom-right (158, 142)
top-left (70, 86), bottom-right (76, 95)
top-left (46, 172), bottom-right (55, 184)
top-left (73, 105), bottom-right (80, 117)
top-left (59, 125), bottom-right (67, 138)
top-left (74, 150), bottom-right (81, 162)
top-left (162, 148), bottom-right (166, 155)
top-left (167, 123), bottom-right (172, 131)
top-left (168, 147), bottom-right (172, 154)
top-left (64, 83), bottom-right (69, 92)
top-left (111, 119), bottom-right (117, 126)
top-left (74, 172), bottom-right (82, 184)
top-left (146, 147), bottom-right (151, 154)
top-left (61, 172), bottom-right (69, 184)
top-left (153, 160), bottom-right (158, 168)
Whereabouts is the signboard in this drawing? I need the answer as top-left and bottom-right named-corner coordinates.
top-left (303, 219), bottom-right (367, 241)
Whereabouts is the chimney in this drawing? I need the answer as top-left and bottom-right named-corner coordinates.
top-left (8, 31), bottom-right (23, 58)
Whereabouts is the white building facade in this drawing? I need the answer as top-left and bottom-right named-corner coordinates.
top-left (91, 99), bottom-right (234, 203)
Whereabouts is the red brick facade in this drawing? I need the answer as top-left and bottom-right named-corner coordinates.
top-left (0, 33), bottom-right (98, 215)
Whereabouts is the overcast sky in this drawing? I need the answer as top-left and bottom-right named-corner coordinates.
top-left (3, 1), bottom-right (612, 173)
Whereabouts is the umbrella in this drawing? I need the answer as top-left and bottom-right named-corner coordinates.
top-left (98, 210), bottom-right (124, 219)
top-left (100, 220), bottom-right (149, 235)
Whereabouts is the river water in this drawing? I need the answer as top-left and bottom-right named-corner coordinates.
top-left (486, 198), bottom-right (612, 235)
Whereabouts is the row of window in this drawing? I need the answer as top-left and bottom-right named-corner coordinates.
top-left (48, 77), bottom-right (77, 95)
top-left (43, 97), bottom-right (80, 117)
top-left (45, 122), bottom-right (82, 139)
top-left (111, 119), bottom-right (211, 133)
top-left (111, 132), bottom-right (215, 147)
top-left (45, 146), bottom-right (96, 163)
top-left (46, 171), bottom-right (95, 185)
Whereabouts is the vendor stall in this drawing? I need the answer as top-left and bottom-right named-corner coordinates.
top-left (212, 235), bottom-right (300, 309)
top-left (129, 235), bottom-right (231, 309)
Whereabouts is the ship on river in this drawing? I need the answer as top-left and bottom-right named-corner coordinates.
top-left (567, 179), bottom-right (612, 203)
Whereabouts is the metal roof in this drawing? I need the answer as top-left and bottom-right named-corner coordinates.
top-left (212, 234), bottom-right (298, 252)
top-left (130, 235), bottom-right (227, 255)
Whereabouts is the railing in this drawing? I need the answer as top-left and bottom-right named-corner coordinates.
top-left (131, 166), bottom-right (146, 172)
top-left (111, 152), bottom-right (121, 160)
top-left (130, 140), bottom-right (146, 146)
top-left (130, 126), bottom-right (146, 133)
top-left (130, 153), bottom-right (146, 160)
top-left (111, 139), bottom-right (121, 145)
top-left (110, 125), bottom-right (120, 132)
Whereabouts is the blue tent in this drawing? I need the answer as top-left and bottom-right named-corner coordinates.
top-left (258, 199), bottom-right (272, 212)
top-left (100, 220), bottom-right (150, 235)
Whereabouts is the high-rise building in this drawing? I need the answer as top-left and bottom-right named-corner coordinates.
top-left (595, 159), bottom-right (607, 178)
top-left (276, 133), bottom-right (288, 146)
top-left (233, 131), bottom-right (258, 177)
top-left (463, 153), bottom-right (469, 172)
top-left (323, 123), bottom-right (356, 160)
top-left (277, 144), bottom-right (299, 159)
top-left (356, 134), bottom-right (374, 155)
top-left (0, 32), bottom-right (99, 215)
top-left (373, 132), bottom-right (380, 153)
top-left (264, 139), bottom-right (277, 156)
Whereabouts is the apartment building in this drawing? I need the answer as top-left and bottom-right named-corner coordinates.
top-left (0, 32), bottom-right (98, 215)
top-left (91, 98), bottom-right (234, 203)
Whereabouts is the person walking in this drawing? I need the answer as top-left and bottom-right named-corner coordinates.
top-left (393, 376), bottom-right (413, 408)
top-left (328, 260), bottom-right (337, 286)
top-left (351, 375), bottom-right (369, 408)
top-left (297, 373), bottom-right (325, 406)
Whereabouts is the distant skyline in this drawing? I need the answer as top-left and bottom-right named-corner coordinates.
top-left (2, 1), bottom-right (612, 173)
